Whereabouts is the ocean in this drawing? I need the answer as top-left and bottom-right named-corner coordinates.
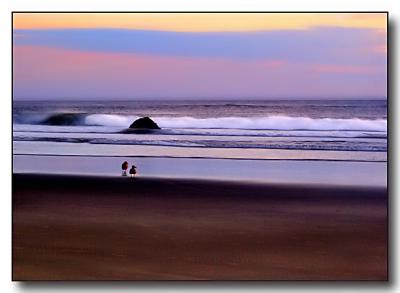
top-left (12, 99), bottom-right (387, 185)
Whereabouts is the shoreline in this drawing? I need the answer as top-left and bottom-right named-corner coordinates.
top-left (12, 172), bottom-right (388, 190)
top-left (13, 174), bottom-right (388, 280)
top-left (13, 155), bottom-right (387, 187)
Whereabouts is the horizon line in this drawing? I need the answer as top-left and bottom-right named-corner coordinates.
top-left (13, 97), bottom-right (388, 102)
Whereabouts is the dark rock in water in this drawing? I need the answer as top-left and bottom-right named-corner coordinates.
top-left (121, 128), bottom-right (160, 134)
top-left (129, 117), bottom-right (160, 129)
top-left (41, 113), bottom-right (86, 126)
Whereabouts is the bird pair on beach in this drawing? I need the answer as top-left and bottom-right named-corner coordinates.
top-left (122, 161), bottom-right (137, 178)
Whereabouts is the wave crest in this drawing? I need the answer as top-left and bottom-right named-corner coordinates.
top-left (86, 114), bottom-right (387, 132)
top-left (22, 113), bottom-right (386, 132)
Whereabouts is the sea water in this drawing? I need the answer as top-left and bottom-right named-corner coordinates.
top-left (12, 99), bottom-right (387, 186)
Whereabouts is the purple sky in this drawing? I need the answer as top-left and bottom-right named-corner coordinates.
top-left (13, 25), bottom-right (387, 100)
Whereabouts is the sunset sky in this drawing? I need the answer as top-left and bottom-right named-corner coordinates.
top-left (13, 13), bottom-right (387, 100)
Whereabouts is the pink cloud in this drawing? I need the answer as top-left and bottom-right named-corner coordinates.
top-left (311, 64), bottom-right (380, 74)
top-left (13, 45), bottom-right (386, 99)
top-left (369, 44), bottom-right (387, 54)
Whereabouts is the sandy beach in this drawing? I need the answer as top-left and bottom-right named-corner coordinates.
top-left (12, 174), bottom-right (387, 280)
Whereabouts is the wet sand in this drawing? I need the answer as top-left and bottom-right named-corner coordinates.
top-left (12, 174), bottom-right (388, 280)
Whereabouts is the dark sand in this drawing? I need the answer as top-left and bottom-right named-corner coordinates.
top-left (13, 174), bottom-right (387, 280)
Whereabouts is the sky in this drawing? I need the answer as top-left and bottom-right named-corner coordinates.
top-left (13, 13), bottom-right (387, 100)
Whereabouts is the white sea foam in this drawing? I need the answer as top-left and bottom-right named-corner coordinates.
top-left (84, 114), bottom-right (387, 132)
top-left (85, 114), bottom-right (138, 127)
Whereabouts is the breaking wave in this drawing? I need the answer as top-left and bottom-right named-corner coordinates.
top-left (155, 116), bottom-right (386, 132)
top-left (16, 113), bottom-right (387, 132)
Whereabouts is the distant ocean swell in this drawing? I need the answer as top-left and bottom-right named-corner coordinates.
top-left (14, 113), bottom-right (387, 132)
